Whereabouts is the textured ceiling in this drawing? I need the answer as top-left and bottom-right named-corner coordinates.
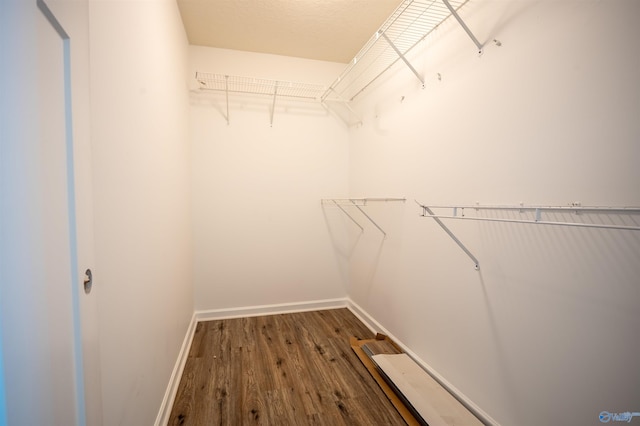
top-left (176, 0), bottom-right (403, 64)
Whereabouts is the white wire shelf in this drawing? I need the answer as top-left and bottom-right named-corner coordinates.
top-left (195, 72), bottom-right (330, 125)
top-left (322, 0), bottom-right (474, 102)
top-left (416, 201), bottom-right (640, 270)
top-left (196, 72), bottom-right (327, 101)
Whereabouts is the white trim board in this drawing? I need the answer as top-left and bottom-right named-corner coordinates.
top-left (373, 353), bottom-right (482, 426)
top-left (346, 299), bottom-right (500, 426)
top-left (154, 312), bottom-right (198, 426)
top-left (195, 297), bottom-right (349, 322)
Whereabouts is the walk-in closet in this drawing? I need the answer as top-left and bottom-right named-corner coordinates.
top-left (1, 1), bottom-right (639, 425)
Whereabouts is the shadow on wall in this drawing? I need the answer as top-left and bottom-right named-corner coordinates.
top-left (321, 202), bottom-right (364, 293)
top-left (322, 200), bottom-right (408, 299)
top-left (355, 235), bottom-right (386, 304)
top-left (477, 269), bottom-right (523, 423)
top-left (476, 208), bottom-right (640, 306)
top-left (473, 208), bottom-right (640, 425)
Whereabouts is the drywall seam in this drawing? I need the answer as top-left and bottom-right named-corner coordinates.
top-left (154, 312), bottom-right (198, 426)
top-left (346, 299), bottom-right (500, 426)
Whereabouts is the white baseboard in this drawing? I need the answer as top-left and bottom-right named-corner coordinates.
top-left (345, 298), bottom-right (381, 335)
top-left (154, 312), bottom-right (198, 426)
top-left (346, 299), bottom-right (500, 426)
top-left (195, 297), bottom-right (349, 322)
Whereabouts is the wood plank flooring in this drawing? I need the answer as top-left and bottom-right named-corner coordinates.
top-left (168, 309), bottom-right (406, 425)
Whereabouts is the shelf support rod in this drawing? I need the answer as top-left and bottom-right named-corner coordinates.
top-left (320, 101), bottom-right (351, 128)
top-left (352, 200), bottom-right (387, 238)
top-left (333, 200), bottom-right (364, 232)
top-left (342, 101), bottom-right (362, 126)
top-left (326, 87), bottom-right (362, 126)
top-left (270, 82), bottom-right (278, 126)
top-left (224, 75), bottom-right (230, 125)
top-left (379, 31), bottom-right (424, 88)
top-left (441, 0), bottom-right (483, 53)
top-left (417, 201), bottom-right (479, 270)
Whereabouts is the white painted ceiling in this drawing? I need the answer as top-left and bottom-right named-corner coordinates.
top-left (176, 0), bottom-right (403, 64)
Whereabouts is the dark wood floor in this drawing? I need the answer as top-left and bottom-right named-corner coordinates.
top-left (168, 308), bottom-right (406, 425)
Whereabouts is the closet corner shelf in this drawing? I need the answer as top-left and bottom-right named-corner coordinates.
top-left (322, 198), bottom-right (406, 238)
top-left (195, 0), bottom-right (481, 124)
top-left (416, 201), bottom-right (640, 270)
top-left (195, 72), bottom-right (327, 101)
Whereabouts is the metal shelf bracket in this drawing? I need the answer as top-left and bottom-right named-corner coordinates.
top-left (352, 201), bottom-right (387, 237)
top-left (322, 198), bottom-right (406, 238)
top-left (332, 200), bottom-right (364, 232)
top-left (441, 0), bottom-right (484, 54)
top-left (270, 82), bottom-right (278, 127)
top-left (322, 87), bottom-right (363, 127)
top-left (224, 75), bottom-right (230, 125)
top-left (379, 31), bottom-right (425, 88)
top-left (416, 201), bottom-right (480, 270)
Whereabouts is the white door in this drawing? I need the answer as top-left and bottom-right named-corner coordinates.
top-left (0, 1), bottom-right (98, 424)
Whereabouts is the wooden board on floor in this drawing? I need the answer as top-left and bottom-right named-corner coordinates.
top-left (351, 335), bottom-right (484, 426)
top-left (374, 353), bottom-right (484, 426)
top-left (350, 334), bottom-right (422, 426)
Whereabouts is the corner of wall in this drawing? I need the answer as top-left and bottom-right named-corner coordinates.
top-left (154, 312), bottom-right (198, 426)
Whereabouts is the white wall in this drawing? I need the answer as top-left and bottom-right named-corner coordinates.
top-left (346, 1), bottom-right (640, 425)
top-left (89, 1), bottom-right (193, 424)
top-left (189, 47), bottom-right (351, 310)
